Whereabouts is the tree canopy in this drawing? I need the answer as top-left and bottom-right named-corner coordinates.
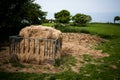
top-left (0, 0), bottom-right (46, 40)
top-left (72, 13), bottom-right (92, 26)
top-left (0, 0), bottom-right (46, 27)
top-left (114, 16), bottom-right (120, 23)
top-left (54, 10), bottom-right (71, 23)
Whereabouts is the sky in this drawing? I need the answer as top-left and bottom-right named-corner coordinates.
top-left (35, 0), bottom-right (120, 22)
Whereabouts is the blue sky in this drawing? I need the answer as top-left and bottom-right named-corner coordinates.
top-left (35, 0), bottom-right (120, 22)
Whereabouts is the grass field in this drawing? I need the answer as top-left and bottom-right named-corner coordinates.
top-left (0, 23), bottom-right (120, 80)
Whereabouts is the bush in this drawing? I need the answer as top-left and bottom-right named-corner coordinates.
top-left (72, 13), bottom-right (92, 26)
top-left (54, 10), bottom-right (71, 23)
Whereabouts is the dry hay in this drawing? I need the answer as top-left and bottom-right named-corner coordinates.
top-left (19, 25), bottom-right (62, 39)
top-left (0, 32), bottom-right (109, 73)
top-left (62, 33), bottom-right (108, 58)
top-left (10, 25), bottom-right (62, 64)
top-left (62, 33), bottom-right (109, 73)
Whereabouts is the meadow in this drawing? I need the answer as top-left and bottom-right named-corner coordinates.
top-left (0, 23), bottom-right (120, 80)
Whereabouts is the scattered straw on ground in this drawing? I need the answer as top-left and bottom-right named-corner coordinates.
top-left (0, 33), bottom-right (109, 73)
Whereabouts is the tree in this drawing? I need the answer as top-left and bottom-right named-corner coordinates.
top-left (54, 10), bottom-right (71, 23)
top-left (72, 13), bottom-right (92, 26)
top-left (0, 0), bottom-right (46, 41)
top-left (21, 3), bottom-right (47, 24)
top-left (0, 0), bottom-right (46, 27)
top-left (114, 16), bottom-right (120, 24)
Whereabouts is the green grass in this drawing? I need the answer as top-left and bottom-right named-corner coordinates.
top-left (54, 54), bottom-right (77, 70)
top-left (0, 70), bottom-right (81, 80)
top-left (79, 39), bottom-right (120, 80)
top-left (42, 23), bottom-right (120, 39)
top-left (42, 23), bottom-right (55, 27)
top-left (42, 23), bottom-right (120, 80)
top-left (0, 72), bottom-right (47, 80)
top-left (83, 23), bottom-right (120, 39)
top-left (0, 23), bottom-right (120, 80)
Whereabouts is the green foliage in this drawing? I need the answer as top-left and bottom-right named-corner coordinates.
top-left (54, 10), bottom-right (71, 23)
top-left (9, 57), bottom-right (25, 68)
top-left (83, 54), bottom-right (93, 62)
top-left (114, 16), bottom-right (120, 23)
top-left (72, 13), bottom-right (92, 26)
top-left (52, 70), bottom-right (81, 80)
top-left (22, 3), bottom-right (46, 24)
top-left (54, 23), bottom-right (70, 29)
top-left (54, 24), bottom-right (90, 33)
top-left (62, 55), bottom-right (77, 66)
top-left (54, 59), bottom-right (61, 67)
top-left (11, 62), bottom-right (25, 68)
top-left (0, 72), bottom-right (47, 80)
top-left (0, 71), bottom-right (81, 80)
top-left (54, 54), bottom-right (77, 67)
top-left (42, 23), bottom-right (55, 27)
top-left (0, 0), bottom-right (46, 41)
top-left (0, 0), bottom-right (46, 26)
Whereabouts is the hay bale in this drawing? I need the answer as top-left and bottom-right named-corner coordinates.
top-left (16, 25), bottom-right (62, 64)
top-left (19, 25), bottom-right (62, 39)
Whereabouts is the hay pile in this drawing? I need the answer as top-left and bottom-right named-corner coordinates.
top-left (13, 25), bottom-right (62, 64)
top-left (19, 25), bottom-right (62, 39)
